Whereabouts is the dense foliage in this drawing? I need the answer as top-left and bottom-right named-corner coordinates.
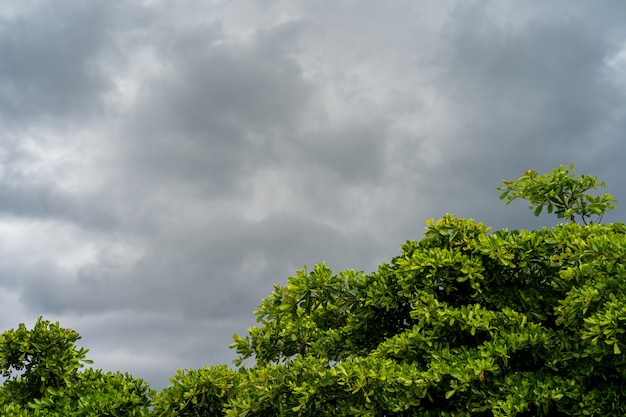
top-left (222, 165), bottom-right (626, 416)
top-left (0, 318), bottom-right (153, 416)
top-left (2, 165), bottom-right (624, 416)
top-left (224, 219), bottom-right (626, 416)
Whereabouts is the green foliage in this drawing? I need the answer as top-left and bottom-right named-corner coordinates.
top-left (0, 318), bottom-right (153, 416)
top-left (147, 166), bottom-right (626, 416)
top-left (221, 214), bottom-right (626, 416)
top-left (152, 365), bottom-right (236, 417)
top-left (0, 318), bottom-right (90, 405)
top-left (497, 164), bottom-right (616, 224)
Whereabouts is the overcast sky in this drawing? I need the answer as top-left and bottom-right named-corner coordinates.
top-left (1, 0), bottom-right (625, 390)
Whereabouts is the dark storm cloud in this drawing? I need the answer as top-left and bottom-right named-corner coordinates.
top-left (442, 4), bottom-right (614, 142)
top-left (115, 20), bottom-right (313, 198)
top-left (407, 2), bottom-right (626, 229)
top-left (295, 118), bottom-right (388, 184)
top-left (20, 212), bottom-right (382, 320)
top-left (0, 0), bottom-right (125, 230)
top-left (0, 1), bottom-right (119, 124)
top-left (0, 182), bottom-right (118, 229)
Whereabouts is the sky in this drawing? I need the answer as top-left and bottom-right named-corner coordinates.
top-left (0, 0), bottom-right (625, 390)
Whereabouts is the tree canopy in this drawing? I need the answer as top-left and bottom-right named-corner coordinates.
top-left (0, 318), bottom-right (153, 416)
top-left (220, 165), bottom-right (625, 416)
top-left (2, 165), bottom-right (625, 416)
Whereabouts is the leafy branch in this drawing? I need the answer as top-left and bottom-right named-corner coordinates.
top-left (497, 164), bottom-right (616, 224)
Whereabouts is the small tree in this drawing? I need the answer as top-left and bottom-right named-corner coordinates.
top-left (156, 165), bottom-right (625, 416)
top-left (0, 317), bottom-right (153, 416)
top-left (0, 317), bottom-right (89, 405)
top-left (152, 365), bottom-right (236, 417)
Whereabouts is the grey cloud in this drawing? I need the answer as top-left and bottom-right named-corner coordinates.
top-left (0, 1), bottom-right (119, 125)
top-left (440, 4), bottom-right (614, 142)
top-left (66, 311), bottom-right (247, 390)
top-left (402, 2), bottom-right (626, 229)
top-left (113, 21), bottom-right (313, 198)
top-left (0, 183), bottom-right (118, 230)
top-left (295, 118), bottom-right (388, 184)
top-left (20, 212), bottom-right (382, 320)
